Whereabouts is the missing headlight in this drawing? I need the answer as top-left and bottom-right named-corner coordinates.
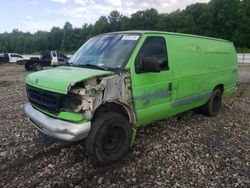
top-left (62, 93), bottom-right (82, 112)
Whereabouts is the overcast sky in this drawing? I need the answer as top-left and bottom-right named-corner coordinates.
top-left (0, 0), bottom-right (209, 33)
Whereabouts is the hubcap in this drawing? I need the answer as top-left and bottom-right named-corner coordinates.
top-left (102, 126), bottom-right (124, 155)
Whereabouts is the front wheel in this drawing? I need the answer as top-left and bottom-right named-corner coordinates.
top-left (202, 88), bottom-right (222, 117)
top-left (86, 112), bottom-right (131, 166)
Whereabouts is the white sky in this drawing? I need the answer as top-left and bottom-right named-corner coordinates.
top-left (0, 0), bottom-right (210, 33)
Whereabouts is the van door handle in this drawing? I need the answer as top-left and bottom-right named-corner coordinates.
top-left (169, 83), bottom-right (172, 91)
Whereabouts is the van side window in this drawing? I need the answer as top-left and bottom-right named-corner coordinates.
top-left (135, 36), bottom-right (168, 73)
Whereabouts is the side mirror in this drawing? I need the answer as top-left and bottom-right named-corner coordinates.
top-left (137, 56), bottom-right (161, 73)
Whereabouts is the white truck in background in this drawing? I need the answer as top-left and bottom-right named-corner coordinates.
top-left (20, 51), bottom-right (69, 71)
top-left (1, 51), bottom-right (69, 71)
top-left (0, 53), bottom-right (25, 63)
top-left (9, 53), bottom-right (24, 63)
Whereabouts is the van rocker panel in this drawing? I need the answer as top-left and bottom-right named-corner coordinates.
top-left (24, 103), bottom-right (91, 142)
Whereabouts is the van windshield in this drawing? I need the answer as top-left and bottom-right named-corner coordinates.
top-left (68, 33), bottom-right (140, 71)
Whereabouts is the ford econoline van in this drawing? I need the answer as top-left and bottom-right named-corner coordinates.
top-left (24, 31), bottom-right (238, 165)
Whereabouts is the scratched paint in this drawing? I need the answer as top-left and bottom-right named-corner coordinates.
top-left (134, 88), bottom-right (172, 106)
top-left (172, 92), bottom-right (211, 107)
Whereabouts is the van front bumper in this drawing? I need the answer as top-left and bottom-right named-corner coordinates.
top-left (24, 103), bottom-right (91, 142)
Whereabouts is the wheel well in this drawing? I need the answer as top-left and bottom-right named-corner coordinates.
top-left (93, 102), bottom-right (130, 122)
top-left (214, 84), bottom-right (224, 94)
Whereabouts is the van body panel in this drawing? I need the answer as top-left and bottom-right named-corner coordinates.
top-left (128, 32), bottom-right (237, 126)
top-left (166, 34), bottom-right (237, 114)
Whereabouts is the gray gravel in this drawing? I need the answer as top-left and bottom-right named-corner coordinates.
top-left (0, 64), bottom-right (250, 187)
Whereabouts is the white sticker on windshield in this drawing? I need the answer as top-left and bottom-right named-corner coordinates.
top-left (121, 35), bottom-right (139, 41)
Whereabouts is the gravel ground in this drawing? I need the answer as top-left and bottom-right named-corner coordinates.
top-left (0, 64), bottom-right (249, 187)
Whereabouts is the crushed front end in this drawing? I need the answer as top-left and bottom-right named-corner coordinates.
top-left (24, 68), bottom-right (135, 142)
top-left (25, 84), bottom-right (91, 142)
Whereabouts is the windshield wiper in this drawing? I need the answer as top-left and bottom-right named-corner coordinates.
top-left (73, 64), bottom-right (109, 71)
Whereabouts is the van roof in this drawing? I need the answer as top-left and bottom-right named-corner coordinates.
top-left (104, 30), bottom-right (231, 43)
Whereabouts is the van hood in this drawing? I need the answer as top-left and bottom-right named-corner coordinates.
top-left (26, 66), bottom-right (112, 94)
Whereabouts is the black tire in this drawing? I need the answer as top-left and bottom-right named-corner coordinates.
top-left (86, 112), bottom-right (131, 166)
top-left (25, 62), bottom-right (33, 71)
top-left (33, 63), bottom-right (42, 71)
top-left (202, 88), bottom-right (222, 117)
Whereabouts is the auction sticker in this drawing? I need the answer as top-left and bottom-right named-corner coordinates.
top-left (121, 35), bottom-right (140, 41)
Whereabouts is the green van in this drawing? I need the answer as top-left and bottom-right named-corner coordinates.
top-left (24, 31), bottom-right (238, 165)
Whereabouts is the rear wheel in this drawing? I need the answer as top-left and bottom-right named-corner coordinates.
top-left (202, 88), bottom-right (222, 117)
top-left (86, 112), bottom-right (131, 166)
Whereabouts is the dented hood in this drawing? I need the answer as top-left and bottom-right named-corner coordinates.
top-left (26, 66), bottom-right (112, 94)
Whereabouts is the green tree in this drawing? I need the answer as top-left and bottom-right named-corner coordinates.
top-left (130, 8), bottom-right (159, 30)
top-left (47, 27), bottom-right (63, 51)
top-left (92, 16), bottom-right (110, 35)
top-left (108, 10), bottom-right (122, 31)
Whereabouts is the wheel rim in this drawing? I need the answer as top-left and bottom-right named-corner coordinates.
top-left (35, 64), bottom-right (42, 71)
top-left (212, 92), bottom-right (221, 114)
top-left (102, 126), bottom-right (125, 155)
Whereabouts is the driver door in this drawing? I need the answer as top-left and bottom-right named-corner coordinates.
top-left (130, 35), bottom-right (173, 126)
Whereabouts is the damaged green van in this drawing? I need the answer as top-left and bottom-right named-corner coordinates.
top-left (24, 31), bottom-right (238, 165)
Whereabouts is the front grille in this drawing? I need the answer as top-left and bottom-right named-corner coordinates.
top-left (26, 85), bottom-right (63, 113)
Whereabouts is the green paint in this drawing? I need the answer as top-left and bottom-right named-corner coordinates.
top-left (33, 105), bottom-right (86, 123)
top-left (26, 66), bottom-right (112, 94)
top-left (130, 128), bottom-right (137, 147)
top-left (134, 87), bottom-right (172, 107)
top-left (172, 92), bottom-right (211, 107)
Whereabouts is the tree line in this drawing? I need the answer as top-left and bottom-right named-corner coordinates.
top-left (0, 0), bottom-right (249, 54)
